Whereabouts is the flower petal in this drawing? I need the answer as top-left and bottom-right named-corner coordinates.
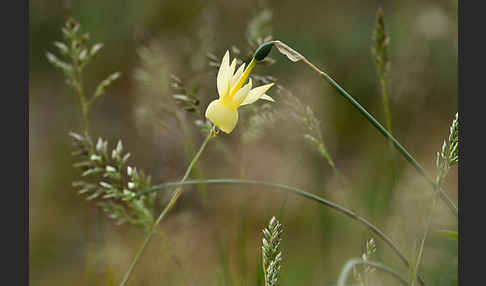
top-left (217, 51), bottom-right (230, 97)
top-left (231, 63), bottom-right (245, 87)
top-left (228, 58), bottom-right (237, 80)
top-left (220, 58), bottom-right (237, 99)
top-left (260, 94), bottom-right (275, 102)
top-left (205, 99), bottom-right (239, 134)
top-left (240, 83), bottom-right (275, 106)
top-left (232, 79), bottom-right (252, 106)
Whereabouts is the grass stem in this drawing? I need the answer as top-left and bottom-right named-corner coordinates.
top-left (337, 258), bottom-right (410, 286)
top-left (299, 57), bottom-right (457, 218)
top-left (141, 178), bottom-right (426, 286)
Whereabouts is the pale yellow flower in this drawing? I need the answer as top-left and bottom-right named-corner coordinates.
top-left (205, 50), bottom-right (275, 133)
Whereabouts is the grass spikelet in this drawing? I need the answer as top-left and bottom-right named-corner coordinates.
top-left (282, 88), bottom-right (336, 169)
top-left (371, 8), bottom-right (392, 130)
top-left (353, 238), bottom-right (377, 286)
top-left (70, 132), bottom-right (156, 231)
top-left (262, 216), bottom-right (283, 286)
top-left (46, 18), bottom-right (120, 132)
top-left (436, 112), bottom-right (459, 185)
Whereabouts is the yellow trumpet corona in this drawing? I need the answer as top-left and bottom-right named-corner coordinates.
top-left (205, 50), bottom-right (275, 133)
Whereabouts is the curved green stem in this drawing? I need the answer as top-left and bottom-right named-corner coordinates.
top-left (118, 126), bottom-right (215, 286)
top-left (337, 258), bottom-right (410, 286)
top-left (139, 178), bottom-right (425, 286)
top-left (300, 57), bottom-right (457, 217)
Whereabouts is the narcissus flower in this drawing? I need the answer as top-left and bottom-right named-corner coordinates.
top-left (205, 50), bottom-right (275, 133)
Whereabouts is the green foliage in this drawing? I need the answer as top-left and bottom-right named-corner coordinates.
top-left (40, 10), bottom-right (458, 286)
top-left (262, 217), bottom-right (283, 286)
top-left (70, 132), bottom-right (156, 231)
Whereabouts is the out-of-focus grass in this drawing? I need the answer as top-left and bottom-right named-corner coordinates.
top-left (30, 0), bottom-right (457, 285)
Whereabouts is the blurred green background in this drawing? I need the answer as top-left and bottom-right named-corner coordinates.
top-left (29, 0), bottom-right (458, 285)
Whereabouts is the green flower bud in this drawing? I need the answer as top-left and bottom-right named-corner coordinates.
top-left (253, 42), bottom-right (274, 61)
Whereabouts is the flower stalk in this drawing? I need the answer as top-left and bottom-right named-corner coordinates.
top-left (119, 126), bottom-right (216, 286)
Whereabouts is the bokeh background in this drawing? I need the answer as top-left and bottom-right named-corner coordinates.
top-left (29, 0), bottom-right (458, 285)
